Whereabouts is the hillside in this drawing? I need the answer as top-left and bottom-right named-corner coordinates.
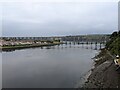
top-left (82, 31), bottom-right (120, 88)
top-left (106, 31), bottom-right (120, 56)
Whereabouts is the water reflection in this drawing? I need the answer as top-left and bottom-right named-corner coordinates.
top-left (2, 43), bottom-right (104, 53)
top-left (3, 44), bottom-right (98, 88)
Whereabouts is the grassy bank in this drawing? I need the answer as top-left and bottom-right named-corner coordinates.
top-left (1, 42), bottom-right (62, 51)
top-left (93, 49), bottom-right (114, 66)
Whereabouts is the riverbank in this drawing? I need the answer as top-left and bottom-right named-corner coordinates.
top-left (81, 49), bottom-right (120, 88)
top-left (0, 42), bottom-right (62, 51)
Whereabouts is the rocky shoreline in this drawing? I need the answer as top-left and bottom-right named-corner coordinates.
top-left (81, 49), bottom-right (120, 88)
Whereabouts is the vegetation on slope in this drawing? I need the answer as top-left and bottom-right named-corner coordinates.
top-left (105, 31), bottom-right (120, 56)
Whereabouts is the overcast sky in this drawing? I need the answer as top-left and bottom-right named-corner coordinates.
top-left (1, 1), bottom-right (118, 37)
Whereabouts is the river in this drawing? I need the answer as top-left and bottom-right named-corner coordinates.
top-left (2, 44), bottom-right (99, 88)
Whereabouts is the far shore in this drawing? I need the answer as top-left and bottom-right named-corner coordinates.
top-left (0, 42), bottom-right (63, 51)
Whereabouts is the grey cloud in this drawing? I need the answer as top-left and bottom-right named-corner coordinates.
top-left (2, 2), bottom-right (118, 36)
